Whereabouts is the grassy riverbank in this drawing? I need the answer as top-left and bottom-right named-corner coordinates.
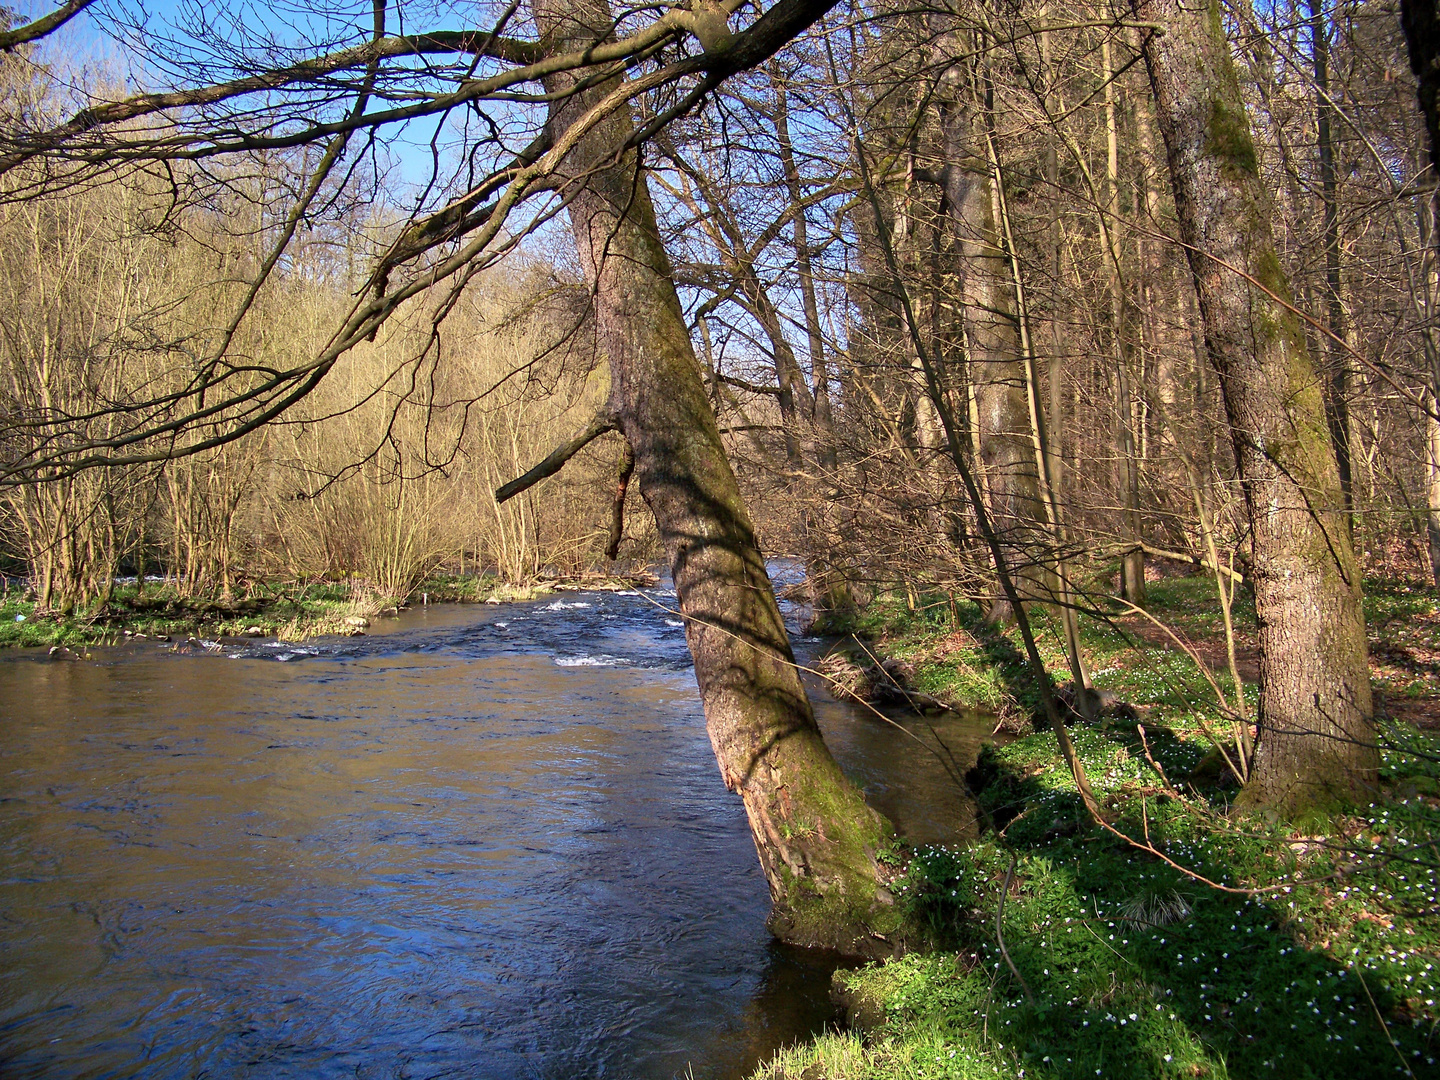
top-left (0, 571), bottom-right (650, 649)
top-left (760, 575), bottom-right (1440, 1079)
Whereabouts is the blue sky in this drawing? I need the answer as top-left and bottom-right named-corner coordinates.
top-left (19, 0), bottom-right (509, 191)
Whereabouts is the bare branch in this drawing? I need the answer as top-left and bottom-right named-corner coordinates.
top-left (494, 411), bottom-right (618, 504)
top-left (0, 0), bottom-right (98, 51)
top-left (605, 439), bottom-right (635, 560)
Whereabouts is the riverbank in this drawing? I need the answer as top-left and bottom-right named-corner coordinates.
top-left (0, 570), bottom-right (657, 649)
top-left (762, 574), bottom-right (1440, 1079)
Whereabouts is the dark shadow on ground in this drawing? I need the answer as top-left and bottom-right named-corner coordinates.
top-left (938, 734), bottom-right (1438, 1079)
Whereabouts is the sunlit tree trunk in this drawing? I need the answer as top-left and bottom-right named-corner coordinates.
top-left (1308, 0), bottom-right (1354, 526)
top-left (935, 35), bottom-right (1045, 623)
top-left (1401, 0), bottom-right (1440, 586)
top-left (1136, 0), bottom-right (1376, 813)
top-left (530, 0), bottom-right (894, 954)
top-left (1103, 39), bottom-right (1147, 606)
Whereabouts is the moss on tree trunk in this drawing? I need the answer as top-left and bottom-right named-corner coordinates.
top-left (532, 0), bottom-right (897, 955)
top-left (1136, 0), bottom-right (1376, 815)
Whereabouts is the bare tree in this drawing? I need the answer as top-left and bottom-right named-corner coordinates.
top-left (0, 0), bottom-right (903, 952)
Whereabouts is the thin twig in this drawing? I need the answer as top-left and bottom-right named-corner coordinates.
top-left (997, 854), bottom-right (1034, 1006)
top-left (1137, 724), bottom-right (1180, 796)
top-left (1356, 965), bottom-right (1417, 1080)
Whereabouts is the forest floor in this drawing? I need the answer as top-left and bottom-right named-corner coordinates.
top-left (0, 570), bottom-right (654, 650)
top-left (760, 574), bottom-right (1440, 1080)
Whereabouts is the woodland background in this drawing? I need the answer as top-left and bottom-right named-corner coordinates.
top-left (1, 0), bottom-right (1434, 620)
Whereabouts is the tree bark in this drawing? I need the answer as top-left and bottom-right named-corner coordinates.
top-left (1308, 0), bottom-right (1354, 525)
top-left (531, 0), bottom-right (895, 955)
top-left (1430, 395), bottom-right (1440, 585)
top-left (1400, 0), bottom-right (1440, 586)
top-left (1135, 0), bottom-right (1376, 814)
top-left (1103, 39), bottom-right (1147, 606)
top-left (772, 67), bottom-right (839, 471)
top-left (935, 35), bottom-right (1045, 622)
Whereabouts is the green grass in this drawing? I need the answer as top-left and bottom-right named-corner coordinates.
top-left (758, 722), bottom-right (1440, 1079)
top-left (761, 576), bottom-right (1440, 1080)
top-left (1142, 575), bottom-right (1257, 636)
top-left (1364, 580), bottom-right (1440, 702)
top-left (816, 583), bottom-right (1249, 729)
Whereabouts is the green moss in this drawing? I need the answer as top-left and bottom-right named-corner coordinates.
top-left (772, 868), bottom-right (906, 958)
top-left (771, 740), bottom-right (906, 956)
top-left (1205, 96), bottom-right (1259, 178)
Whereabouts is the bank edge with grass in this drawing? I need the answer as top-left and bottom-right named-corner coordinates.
top-left (0, 571), bottom-right (655, 650)
top-left (759, 576), bottom-right (1440, 1080)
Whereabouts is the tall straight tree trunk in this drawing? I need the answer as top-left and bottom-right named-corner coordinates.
top-left (1040, 19), bottom-right (1066, 508)
top-left (530, 0), bottom-right (894, 954)
top-left (984, 102), bottom-right (1095, 708)
top-left (1415, 159), bottom-right (1440, 586)
top-left (1104, 38), bottom-right (1147, 605)
top-left (1430, 393), bottom-right (1440, 584)
top-left (935, 34), bottom-right (1045, 622)
top-left (773, 68), bottom-right (839, 471)
top-left (1401, 0), bottom-right (1440, 585)
top-left (1308, 0), bottom-right (1354, 523)
top-left (1134, 0), bottom-right (1376, 814)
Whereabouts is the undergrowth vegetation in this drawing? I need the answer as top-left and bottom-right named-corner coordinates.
top-left (0, 572), bottom-right (573, 648)
top-left (760, 573), bottom-right (1440, 1080)
top-left (0, 578), bottom-right (365, 647)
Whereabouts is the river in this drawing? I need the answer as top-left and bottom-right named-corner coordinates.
top-left (0, 577), bottom-right (994, 1078)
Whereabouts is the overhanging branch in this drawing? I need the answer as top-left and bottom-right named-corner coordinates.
top-left (494, 411), bottom-right (618, 504)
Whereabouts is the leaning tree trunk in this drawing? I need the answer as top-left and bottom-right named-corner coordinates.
top-left (1136, 0), bottom-right (1376, 814)
top-left (529, 0), bottom-right (895, 955)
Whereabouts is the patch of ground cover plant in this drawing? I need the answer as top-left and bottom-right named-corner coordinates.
top-left (1365, 580), bottom-right (1440, 705)
top-left (818, 580), bottom-right (1251, 729)
top-left (820, 573), bottom-right (1438, 740)
top-left (1131, 576), bottom-right (1439, 706)
top-left (759, 724), bottom-right (1440, 1079)
top-left (761, 576), bottom-right (1440, 1080)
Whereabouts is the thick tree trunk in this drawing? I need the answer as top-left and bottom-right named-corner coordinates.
top-left (531, 0), bottom-right (894, 955)
top-left (1136, 0), bottom-right (1376, 814)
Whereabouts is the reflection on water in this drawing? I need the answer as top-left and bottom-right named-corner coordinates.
top-left (0, 583), bottom-right (993, 1078)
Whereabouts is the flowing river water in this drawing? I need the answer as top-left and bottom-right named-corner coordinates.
top-left (0, 576), bottom-right (995, 1079)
